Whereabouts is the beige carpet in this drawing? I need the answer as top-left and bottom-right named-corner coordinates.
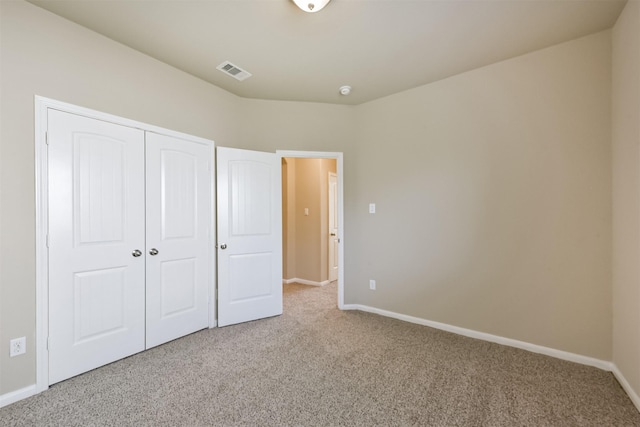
top-left (1, 282), bottom-right (639, 426)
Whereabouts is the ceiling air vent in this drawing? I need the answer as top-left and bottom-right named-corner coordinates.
top-left (216, 61), bottom-right (252, 81)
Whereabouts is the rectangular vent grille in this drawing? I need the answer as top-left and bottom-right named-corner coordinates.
top-left (216, 61), bottom-right (252, 81)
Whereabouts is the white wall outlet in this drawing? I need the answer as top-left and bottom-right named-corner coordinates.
top-left (369, 203), bottom-right (376, 214)
top-left (10, 337), bottom-right (26, 357)
top-left (369, 279), bottom-right (376, 290)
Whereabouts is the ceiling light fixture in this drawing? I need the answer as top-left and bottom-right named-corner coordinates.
top-left (292, 0), bottom-right (331, 13)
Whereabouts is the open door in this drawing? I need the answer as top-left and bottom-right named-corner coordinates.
top-left (216, 147), bottom-right (283, 327)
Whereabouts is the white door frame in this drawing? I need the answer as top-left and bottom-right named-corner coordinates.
top-left (276, 150), bottom-right (345, 309)
top-left (34, 96), bottom-right (216, 394)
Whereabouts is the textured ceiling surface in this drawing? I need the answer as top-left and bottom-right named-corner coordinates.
top-left (27, 0), bottom-right (627, 105)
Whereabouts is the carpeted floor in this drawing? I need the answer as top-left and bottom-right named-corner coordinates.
top-left (2, 282), bottom-right (639, 426)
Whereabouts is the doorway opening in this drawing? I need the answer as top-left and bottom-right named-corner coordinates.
top-left (277, 151), bottom-right (344, 309)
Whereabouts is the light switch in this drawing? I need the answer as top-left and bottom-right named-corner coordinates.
top-left (369, 203), bottom-right (376, 214)
top-left (304, 208), bottom-right (309, 216)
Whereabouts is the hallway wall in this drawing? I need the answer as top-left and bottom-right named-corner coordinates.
top-left (283, 158), bottom-right (337, 284)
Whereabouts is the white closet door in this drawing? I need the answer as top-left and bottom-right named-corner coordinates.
top-left (216, 147), bottom-right (282, 327)
top-left (145, 132), bottom-right (212, 348)
top-left (48, 109), bottom-right (146, 385)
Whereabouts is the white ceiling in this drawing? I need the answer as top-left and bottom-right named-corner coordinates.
top-left (27, 0), bottom-right (627, 105)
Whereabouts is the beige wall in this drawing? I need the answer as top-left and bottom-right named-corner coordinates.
top-left (295, 159), bottom-right (321, 282)
top-left (352, 31), bottom-right (612, 359)
top-left (283, 158), bottom-right (337, 283)
top-left (236, 98), bottom-right (355, 154)
top-left (613, 0), bottom-right (640, 400)
top-left (0, 0), bottom-right (628, 403)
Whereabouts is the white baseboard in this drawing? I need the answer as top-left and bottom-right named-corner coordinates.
top-left (283, 278), bottom-right (330, 287)
top-left (349, 300), bottom-right (640, 412)
top-left (341, 304), bottom-right (612, 371)
top-left (612, 364), bottom-right (640, 413)
top-left (0, 384), bottom-right (37, 409)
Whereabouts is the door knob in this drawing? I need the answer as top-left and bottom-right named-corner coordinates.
top-left (132, 249), bottom-right (142, 257)
top-left (149, 248), bottom-right (159, 256)
top-left (220, 244), bottom-right (227, 250)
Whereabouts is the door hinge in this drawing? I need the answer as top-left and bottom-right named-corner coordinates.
top-left (47, 337), bottom-right (50, 350)
top-left (46, 234), bottom-right (50, 248)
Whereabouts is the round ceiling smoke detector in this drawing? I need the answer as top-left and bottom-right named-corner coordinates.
top-left (292, 0), bottom-right (331, 13)
top-left (339, 86), bottom-right (352, 96)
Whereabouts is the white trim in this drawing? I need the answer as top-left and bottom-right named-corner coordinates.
top-left (276, 150), bottom-right (345, 309)
top-left (0, 385), bottom-right (37, 409)
top-left (36, 97), bottom-right (214, 146)
top-left (208, 144), bottom-right (217, 329)
top-left (283, 278), bottom-right (330, 287)
top-left (612, 364), bottom-right (640, 413)
top-left (343, 304), bottom-right (612, 371)
top-left (34, 96), bottom-right (216, 399)
top-left (34, 97), bottom-right (50, 394)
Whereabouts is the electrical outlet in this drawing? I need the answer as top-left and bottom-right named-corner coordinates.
top-left (369, 279), bottom-right (376, 290)
top-left (10, 337), bottom-right (26, 357)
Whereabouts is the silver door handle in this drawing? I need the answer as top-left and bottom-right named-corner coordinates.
top-left (149, 248), bottom-right (159, 256)
top-left (220, 244), bottom-right (227, 250)
top-left (132, 249), bottom-right (142, 257)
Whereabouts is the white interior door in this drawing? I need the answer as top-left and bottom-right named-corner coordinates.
top-left (217, 147), bottom-right (282, 327)
top-left (328, 172), bottom-right (338, 282)
top-left (48, 109), bottom-right (146, 385)
top-left (145, 132), bottom-right (212, 348)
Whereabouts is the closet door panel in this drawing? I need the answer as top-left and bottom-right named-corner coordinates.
top-left (48, 109), bottom-right (146, 385)
top-left (145, 132), bottom-right (211, 349)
